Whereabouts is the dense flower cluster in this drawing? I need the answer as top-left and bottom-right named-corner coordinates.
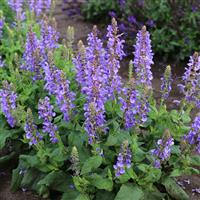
top-left (178, 52), bottom-right (200, 108)
top-left (21, 28), bottom-right (43, 80)
top-left (40, 17), bottom-right (59, 53)
top-left (133, 25), bottom-right (154, 89)
top-left (43, 55), bottom-right (60, 95)
top-left (106, 18), bottom-right (125, 98)
top-left (24, 108), bottom-right (43, 146)
top-left (55, 71), bottom-right (75, 121)
top-left (0, 16), bottom-right (4, 38)
top-left (119, 80), bottom-right (140, 129)
top-left (43, 55), bottom-right (75, 121)
top-left (185, 113), bottom-right (200, 154)
top-left (8, 0), bottom-right (25, 21)
top-left (82, 26), bottom-right (108, 144)
top-left (151, 130), bottom-right (174, 168)
top-left (0, 81), bottom-right (17, 128)
top-left (161, 65), bottom-right (172, 100)
top-left (29, 0), bottom-right (52, 16)
top-left (73, 40), bottom-right (86, 87)
top-left (120, 79), bottom-right (150, 129)
top-left (38, 97), bottom-right (58, 143)
top-left (114, 141), bottom-right (132, 177)
top-left (21, 18), bottom-right (59, 80)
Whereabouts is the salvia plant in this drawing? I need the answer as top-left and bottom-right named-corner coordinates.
top-left (0, 1), bottom-right (199, 200)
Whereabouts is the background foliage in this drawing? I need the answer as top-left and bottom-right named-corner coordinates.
top-left (82, 0), bottom-right (200, 61)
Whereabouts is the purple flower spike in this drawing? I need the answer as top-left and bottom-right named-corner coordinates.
top-left (29, 0), bottom-right (52, 16)
top-left (133, 26), bottom-right (154, 89)
top-left (83, 26), bottom-right (108, 144)
top-left (106, 18), bottom-right (125, 98)
top-left (151, 129), bottom-right (174, 168)
top-left (119, 79), bottom-right (140, 129)
top-left (21, 28), bottom-right (43, 80)
top-left (40, 17), bottom-right (59, 53)
top-left (73, 40), bottom-right (87, 87)
top-left (24, 108), bottom-right (43, 146)
top-left (29, 0), bottom-right (43, 16)
top-left (55, 71), bottom-right (75, 121)
top-left (161, 65), bottom-right (172, 100)
top-left (114, 141), bottom-right (132, 177)
top-left (0, 16), bottom-right (4, 38)
top-left (38, 97), bottom-right (58, 143)
top-left (0, 81), bottom-right (17, 128)
top-left (8, 0), bottom-right (25, 21)
top-left (178, 52), bottom-right (200, 108)
top-left (119, 79), bottom-right (149, 129)
top-left (185, 113), bottom-right (200, 154)
top-left (43, 56), bottom-right (75, 121)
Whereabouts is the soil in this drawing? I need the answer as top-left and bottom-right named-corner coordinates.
top-left (0, 170), bottom-right (45, 200)
top-left (0, 0), bottom-right (200, 200)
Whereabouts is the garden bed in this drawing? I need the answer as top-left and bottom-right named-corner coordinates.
top-left (0, 1), bottom-right (200, 200)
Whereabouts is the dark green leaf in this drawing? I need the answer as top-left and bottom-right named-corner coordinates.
top-left (170, 169), bottom-right (183, 177)
top-left (162, 177), bottom-right (189, 200)
top-left (81, 156), bottom-right (102, 175)
top-left (190, 155), bottom-right (200, 166)
top-left (61, 191), bottom-right (80, 200)
top-left (96, 190), bottom-right (115, 200)
top-left (115, 184), bottom-right (144, 200)
top-left (37, 171), bottom-right (69, 192)
top-left (75, 194), bottom-right (90, 200)
top-left (86, 173), bottom-right (113, 191)
top-left (11, 166), bottom-right (23, 192)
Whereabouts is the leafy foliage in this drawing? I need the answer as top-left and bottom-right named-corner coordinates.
top-left (82, 0), bottom-right (200, 60)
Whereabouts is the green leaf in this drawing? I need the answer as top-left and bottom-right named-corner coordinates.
top-left (181, 113), bottom-right (191, 123)
top-left (75, 194), bottom-right (90, 200)
top-left (81, 156), bottom-right (102, 175)
top-left (86, 173), bottom-right (113, 191)
top-left (61, 191), bottom-right (80, 200)
top-left (0, 130), bottom-right (13, 149)
top-left (21, 168), bottom-right (40, 188)
top-left (37, 171), bottom-right (69, 192)
top-left (73, 176), bottom-right (90, 193)
top-left (162, 177), bottom-right (189, 200)
top-left (115, 184), bottom-right (144, 200)
top-left (171, 145), bottom-right (181, 155)
top-left (96, 190), bottom-right (115, 200)
top-left (10, 166), bottom-right (23, 192)
top-left (68, 132), bottom-right (86, 147)
top-left (105, 130), bottom-right (131, 146)
top-left (190, 155), bottom-right (200, 166)
top-left (0, 128), bottom-right (22, 149)
top-left (105, 134), bottom-right (118, 146)
top-left (143, 189), bottom-right (166, 200)
top-left (117, 172), bottom-right (131, 184)
top-left (170, 169), bottom-right (183, 177)
top-left (20, 154), bottom-right (57, 172)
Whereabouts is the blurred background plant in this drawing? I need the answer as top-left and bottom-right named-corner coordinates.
top-left (0, 0), bottom-right (14, 23)
top-left (82, 0), bottom-right (200, 61)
